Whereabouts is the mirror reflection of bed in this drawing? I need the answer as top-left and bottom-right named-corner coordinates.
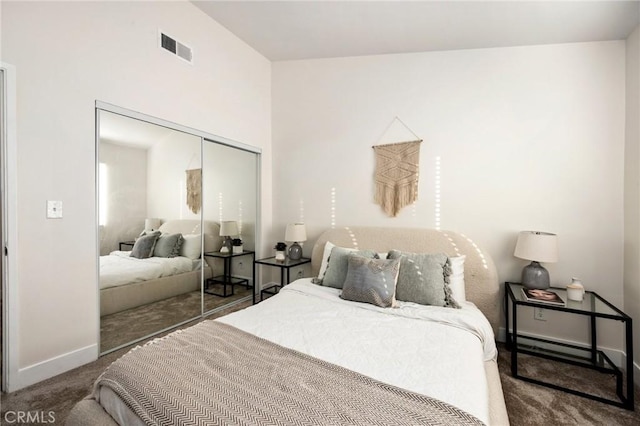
top-left (98, 108), bottom-right (258, 353)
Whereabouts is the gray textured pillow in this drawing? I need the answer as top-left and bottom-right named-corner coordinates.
top-left (341, 255), bottom-right (401, 308)
top-left (321, 246), bottom-right (377, 289)
top-left (153, 233), bottom-right (184, 258)
top-left (138, 229), bottom-right (161, 239)
top-left (388, 249), bottom-right (455, 307)
top-left (130, 233), bottom-right (160, 259)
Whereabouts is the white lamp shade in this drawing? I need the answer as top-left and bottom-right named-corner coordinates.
top-left (514, 231), bottom-right (558, 263)
top-left (145, 218), bottom-right (161, 232)
top-left (219, 221), bottom-right (239, 237)
top-left (285, 223), bottom-right (307, 242)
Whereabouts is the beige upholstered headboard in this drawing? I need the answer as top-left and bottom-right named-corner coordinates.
top-left (158, 219), bottom-right (222, 253)
top-left (311, 227), bottom-right (500, 335)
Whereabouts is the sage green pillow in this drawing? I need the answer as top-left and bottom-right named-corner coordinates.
top-left (321, 246), bottom-right (377, 289)
top-left (388, 249), bottom-right (456, 307)
top-left (130, 233), bottom-right (160, 259)
top-left (153, 233), bottom-right (184, 258)
top-left (340, 254), bottom-right (401, 308)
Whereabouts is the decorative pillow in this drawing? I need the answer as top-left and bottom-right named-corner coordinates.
top-left (340, 255), bottom-right (401, 308)
top-left (387, 249), bottom-right (456, 307)
top-left (153, 233), bottom-right (184, 258)
top-left (138, 229), bottom-right (161, 239)
top-left (317, 241), bottom-right (336, 281)
top-left (448, 255), bottom-right (466, 304)
top-left (180, 234), bottom-right (202, 260)
top-left (130, 233), bottom-right (160, 259)
top-left (322, 246), bottom-right (377, 289)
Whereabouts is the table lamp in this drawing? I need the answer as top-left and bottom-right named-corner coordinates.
top-left (285, 223), bottom-right (307, 261)
top-left (219, 221), bottom-right (239, 254)
top-left (145, 218), bottom-right (161, 232)
top-left (514, 231), bottom-right (558, 289)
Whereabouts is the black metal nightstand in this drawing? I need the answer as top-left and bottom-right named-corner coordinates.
top-left (203, 251), bottom-right (255, 297)
top-left (253, 257), bottom-right (311, 304)
top-left (119, 240), bottom-right (135, 251)
top-left (504, 281), bottom-right (634, 410)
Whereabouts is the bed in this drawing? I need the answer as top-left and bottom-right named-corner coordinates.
top-left (100, 219), bottom-right (221, 316)
top-left (70, 226), bottom-right (509, 425)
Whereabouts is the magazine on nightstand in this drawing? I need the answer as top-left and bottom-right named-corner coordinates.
top-left (521, 288), bottom-right (565, 306)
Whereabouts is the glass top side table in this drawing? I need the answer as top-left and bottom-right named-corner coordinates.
top-left (505, 282), bottom-right (634, 410)
top-left (203, 251), bottom-right (255, 298)
top-left (253, 256), bottom-right (311, 304)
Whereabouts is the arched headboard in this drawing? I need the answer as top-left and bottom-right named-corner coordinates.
top-left (158, 219), bottom-right (222, 253)
top-left (311, 227), bottom-right (500, 335)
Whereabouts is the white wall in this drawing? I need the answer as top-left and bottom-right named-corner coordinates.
top-left (624, 25), bottom-right (640, 372)
top-left (147, 131), bottom-right (202, 222)
top-left (99, 141), bottom-right (148, 255)
top-left (273, 41), bottom-right (626, 349)
top-left (1, 0), bottom-right (271, 390)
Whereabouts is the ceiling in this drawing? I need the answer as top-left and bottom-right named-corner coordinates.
top-left (192, 1), bottom-right (640, 61)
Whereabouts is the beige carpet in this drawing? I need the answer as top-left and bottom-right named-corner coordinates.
top-left (101, 287), bottom-right (252, 352)
top-left (497, 343), bottom-right (639, 425)
top-left (2, 327), bottom-right (638, 425)
top-left (1, 301), bottom-right (252, 425)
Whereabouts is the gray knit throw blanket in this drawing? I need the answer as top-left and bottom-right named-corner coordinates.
top-left (94, 320), bottom-right (485, 426)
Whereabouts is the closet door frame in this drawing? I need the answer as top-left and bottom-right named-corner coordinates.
top-left (1, 62), bottom-right (18, 392)
top-left (95, 101), bottom-right (261, 354)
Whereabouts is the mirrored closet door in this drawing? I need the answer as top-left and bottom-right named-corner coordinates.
top-left (97, 103), bottom-right (260, 354)
top-left (202, 140), bottom-right (258, 313)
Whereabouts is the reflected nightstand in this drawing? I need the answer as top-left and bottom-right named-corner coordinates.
top-left (203, 251), bottom-right (255, 297)
top-left (118, 241), bottom-right (135, 251)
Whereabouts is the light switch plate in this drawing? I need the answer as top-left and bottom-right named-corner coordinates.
top-left (47, 200), bottom-right (63, 219)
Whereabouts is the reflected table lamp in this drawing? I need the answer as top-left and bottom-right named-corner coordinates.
top-left (219, 221), bottom-right (239, 254)
top-left (145, 218), bottom-right (161, 232)
top-left (285, 223), bottom-right (307, 261)
top-left (514, 231), bottom-right (558, 290)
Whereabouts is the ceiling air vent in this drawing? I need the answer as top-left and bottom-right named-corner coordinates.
top-left (160, 32), bottom-right (193, 64)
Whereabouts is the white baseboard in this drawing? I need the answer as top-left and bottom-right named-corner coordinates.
top-left (497, 326), bottom-right (640, 386)
top-left (9, 344), bottom-right (98, 392)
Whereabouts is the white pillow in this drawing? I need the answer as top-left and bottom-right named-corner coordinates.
top-left (180, 234), bottom-right (202, 260)
top-left (317, 241), bottom-right (335, 280)
top-left (448, 255), bottom-right (466, 304)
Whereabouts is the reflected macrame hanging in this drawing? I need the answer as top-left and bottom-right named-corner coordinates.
top-left (372, 140), bottom-right (422, 217)
top-left (186, 168), bottom-right (202, 214)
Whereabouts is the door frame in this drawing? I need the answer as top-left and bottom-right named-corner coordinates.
top-left (1, 62), bottom-right (18, 392)
top-left (95, 101), bottom-right (262, 354)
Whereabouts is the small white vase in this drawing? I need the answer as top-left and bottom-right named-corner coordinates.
top-left (566, 277), bottom-right (585, 301)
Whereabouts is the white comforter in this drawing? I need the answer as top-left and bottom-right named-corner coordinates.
top-left (100, 251), bottom-right (197, 289)
top-left (219, 279), bottom-right (497, 425)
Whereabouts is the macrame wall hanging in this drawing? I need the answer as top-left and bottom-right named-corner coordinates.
top-left (372, 117), bottom-right (422, 217)
top-left (185, 168), bottom-right (202, 214)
